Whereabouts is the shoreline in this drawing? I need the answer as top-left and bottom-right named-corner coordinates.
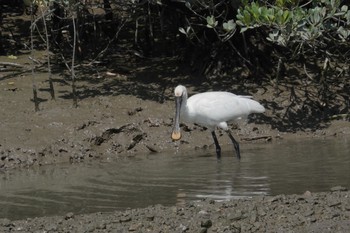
top-left (1, 187), bottom-right (349, 232)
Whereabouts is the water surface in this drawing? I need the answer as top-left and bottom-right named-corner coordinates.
top-left (0, 137), bottom-right (349, 220)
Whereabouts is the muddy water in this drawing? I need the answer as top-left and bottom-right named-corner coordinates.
top-left (0, 138), bottom-right (349, 220)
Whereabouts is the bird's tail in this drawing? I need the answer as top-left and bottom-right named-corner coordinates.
top-left (249, 100), bottom-right (265, 113)
top-left (241, 96), bottom-right (265, 113)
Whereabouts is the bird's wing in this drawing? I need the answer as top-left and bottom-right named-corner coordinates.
top-left (188, 92), bottom-right (264, 123)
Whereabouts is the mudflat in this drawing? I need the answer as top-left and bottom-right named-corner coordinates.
top-left (1, 53), bottom-right (349, 232)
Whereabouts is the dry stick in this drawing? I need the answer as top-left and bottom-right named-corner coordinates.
top-left (71, 15), bottom-right (78, 108)
top-left (147, 2), bottom-right (154, 47)
top-left (274, 57), bottom-right (283, 97)
top-left (320, 57), bottom-right (329, 105)
top-left (40, 6), bottom-right (55, 100)
top-left (320, 57), bottom-right (329, 119)
top-left (30, 4), bottom-right (40, 112)
top-left (135, 16), bottom-right (142, 46)
top-left (241, 135), bottom-right (272, 142)
top-left (227, 40), bottom-right (253, 67)
top-left (0, 62), bottom-right (25, 68)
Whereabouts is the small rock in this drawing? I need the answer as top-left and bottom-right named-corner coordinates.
top-left (198, 210), bottom-right (209, 217)
top-left (129, 223), bottom-right (142, 231)
top-left (344, 203), bottom-right (350, 211)
top-left (231, 210), bottom-right (243, 221)
top-left (96, 222), bottom-right (107, 229)
top-left (120, 216), bottom-right (132, 222)
top-left (0, 218), bottom-right (13, 227)
top-left (145, 144), bottom-right (159, 153)
top-left (230, 222), bottom-right (241, 233)
top-left (146, 215), bottom-right (154, 221)
top-left (267, 196), bottom-right (280, 203)
top-left (303, 210), bottom-right (315, 217)
top-left (303, 190), bottom-right (312, 197)
top-left (65, 212), bottom-right (74, 220)
top-left (308, 216), bottom-right (317, 223)
top-left (178, 223), bottom-right (188, 232)
top-left (201, 219), bottom-right (212, 228)
top-left (249, 212), bottom-right (257, 223)
top-left (45, 224), bottom-right (57, 231)
top-left (330, 186), bottom-right (348, 192)
top-left (145, 118), bottom-right (161, 127)
top-left (128, 107), bottom-right (143, 116)
top-left (328, 199), bottom-right (341, 207)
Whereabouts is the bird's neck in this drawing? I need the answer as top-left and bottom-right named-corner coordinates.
top-left (180, 96), bottom-right (190, 120)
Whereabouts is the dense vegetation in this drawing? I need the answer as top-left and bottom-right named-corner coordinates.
top-left (0, 0), bottom-right (349, 115)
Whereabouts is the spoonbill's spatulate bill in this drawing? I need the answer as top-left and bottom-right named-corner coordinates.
top-left (171, 85), bottom-right (265, 159)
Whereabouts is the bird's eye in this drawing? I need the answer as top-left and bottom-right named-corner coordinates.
top-left (175, 91), bottom-right (182, 97)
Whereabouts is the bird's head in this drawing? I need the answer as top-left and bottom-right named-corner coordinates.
top-left (174, 85), bottom-right (187, 98)
top-left (171, 85), bottom-right (187, 141)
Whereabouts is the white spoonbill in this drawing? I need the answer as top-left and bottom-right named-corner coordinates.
top-left (171, 85), bottom-right (265, 159)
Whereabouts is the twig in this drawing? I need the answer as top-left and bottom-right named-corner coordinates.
top-left (327, 114), bottom-right (350, 120)
top-left (241, 135), bottom-right (272, 141)
top-left (29, 9), bottom-right (55, 30)
top-left (227, 40), bottom-right (253, 67)
top-left (274, 57), bottom-right (283, 97)
top-left (0, 62), bottom-right (25, 68)
top-left (71, 15), bottom-right (78, 108)
top-left (0, 61), bottom-right (43, 72)
top-left (28, 56), bottom-right (42, 64)
top-left (39, 6), bottom-right (55, 100)
top-left (89, 19), bottom-right (126, 65)
top-left (303, 63), bottom-right (313, 80)
top-left (30, 4), bottom-right (40, 112)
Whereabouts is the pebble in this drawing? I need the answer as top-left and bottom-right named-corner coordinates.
top-left (45, 224), bottom-right (57, 231)
top-left (64, 212), bottom-right (74, 220)
top-left (128, 222), bottom-right (142, 231)
top-left (231, 210), bottom-right (243, 221)
top-left (198, 210), bottom-right (209, 217)
top-left (145, 215), bottom-right (154, 221)
top-left (331, 186), bottom-right (348, 192)
top-left (120, 216), bottom-right (132, 223)
top-left (200, 219), bottom-right (212, 228)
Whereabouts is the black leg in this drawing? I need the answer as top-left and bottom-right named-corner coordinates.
top-left (211, 131), bottom-right (221, 160)
top-left (227, 131), bottom-right (241, 159)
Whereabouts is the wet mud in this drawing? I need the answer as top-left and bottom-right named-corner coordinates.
top-left (0, 187), bottom-right (349, 233)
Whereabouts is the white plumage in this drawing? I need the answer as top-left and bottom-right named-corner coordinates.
top-left (171, 85), bottom-right (265, 159)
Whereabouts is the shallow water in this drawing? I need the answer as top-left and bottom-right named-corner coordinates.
top-left (0, 137), bottom-right (349, 220)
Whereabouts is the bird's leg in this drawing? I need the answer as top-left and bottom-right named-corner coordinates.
top-left (211, 131), bottom-right (221, 160)
top-left (226, 131), bottom-right (241, 160)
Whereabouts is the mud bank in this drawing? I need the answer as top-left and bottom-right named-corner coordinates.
top-left (0, 187), bottom-right (349, 233)
top-left (1, 66), bottom-right (349, 171)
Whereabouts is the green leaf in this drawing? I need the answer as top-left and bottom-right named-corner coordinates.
top-left (236, 9), bottom-right (244, 21)
top-left (223, 20), bottom-right (236, 32)
top-left (179, 27), bottom-right (186, 35)
top-left (206, 15), bottom-right (218, 28)
top-left (341, 5), bottom-right (348, 12)
top-left (337, 26), bottom-right (350, 40)
top-left (243, 10), bottom-right (252, 25)
top-left (240, 27), bottom-right (249, 33)
top-left (283, 10), bottom-right (290, 23)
